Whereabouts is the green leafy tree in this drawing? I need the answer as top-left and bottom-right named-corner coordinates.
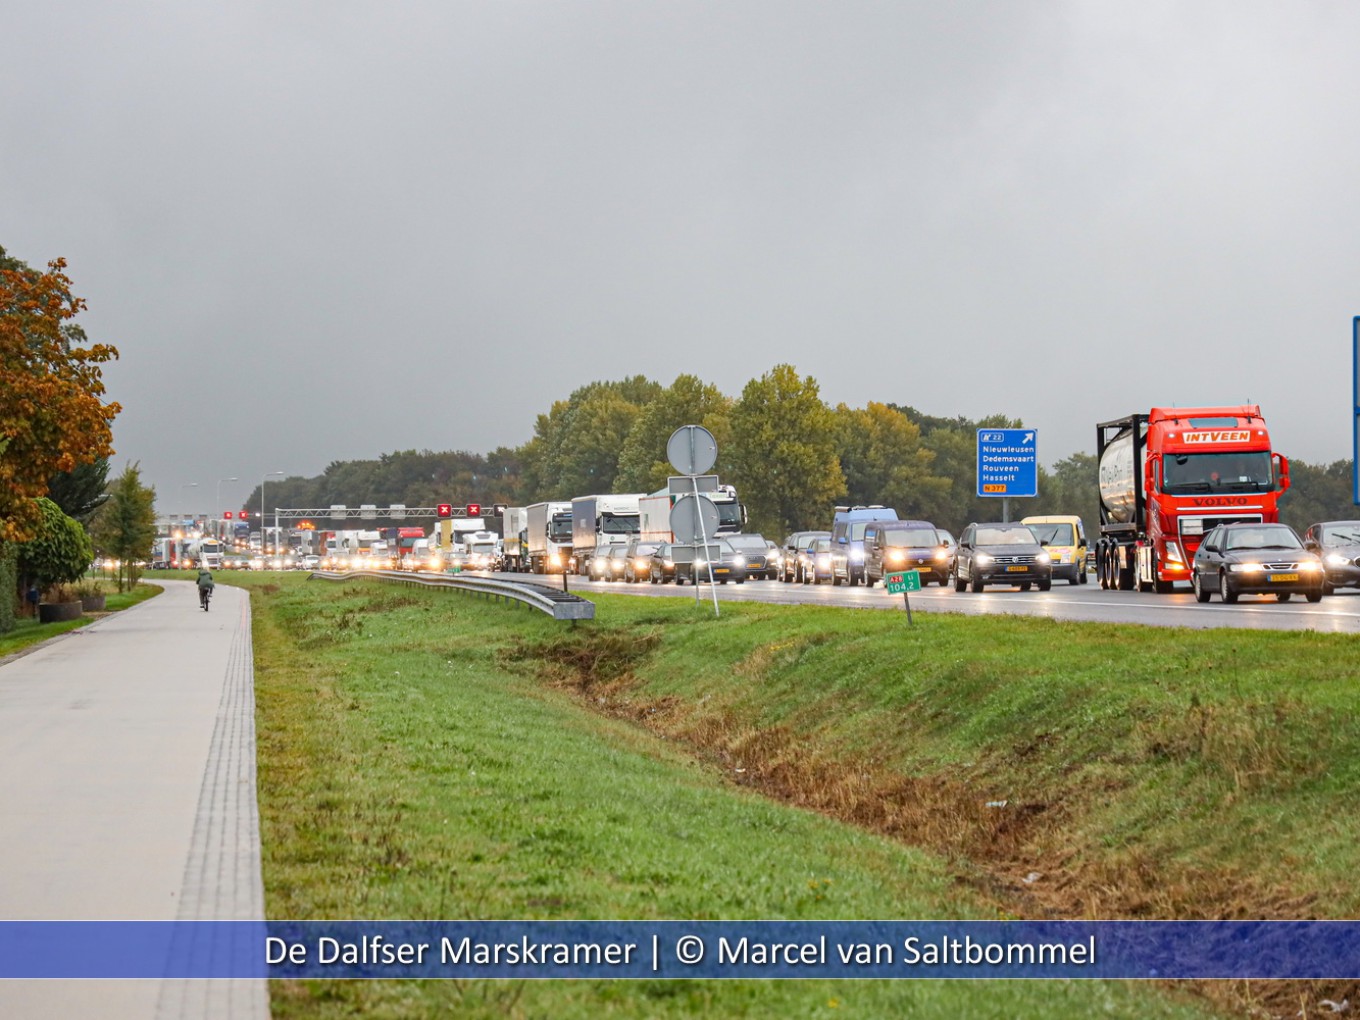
top-left (727, 364), bottom-right (844, 537)
top-left (615, 374), bottom-right (732, 493)
top-left (1279, 459), bottom-right (1354, 531)
top-left (89, 463), bottom-right (157, 592)
top-left (833, 402), bottom-right (950, 519)
top-left (0, 246), bottom-right (120, 543)
top-left (893, 406), bottom-right (1035, 532)
top-left (520, 377), bottom-right (662, 499)
top-left (17, 497), bottom-right (93, 598)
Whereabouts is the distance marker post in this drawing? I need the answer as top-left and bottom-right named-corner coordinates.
top-left (885, 570), bottom-right (920, 624)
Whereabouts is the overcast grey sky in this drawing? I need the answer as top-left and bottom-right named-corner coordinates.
top-left (5, 1), bottom-right (1358, 514)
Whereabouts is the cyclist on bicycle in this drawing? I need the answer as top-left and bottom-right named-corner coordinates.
top-left (196, 568), bottom-right (215, 609)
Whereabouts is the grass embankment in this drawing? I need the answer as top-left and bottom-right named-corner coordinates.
top-left (243, 575), bottom-right (1298, 1019)
top-left (0, 580), bottom-right (161, 660)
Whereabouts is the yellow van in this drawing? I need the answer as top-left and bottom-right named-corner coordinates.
top-left (1021, 515), bottom-right (1088, 585)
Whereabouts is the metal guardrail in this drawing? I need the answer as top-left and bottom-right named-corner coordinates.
top-left (309, 569), bottom-right (595, 621)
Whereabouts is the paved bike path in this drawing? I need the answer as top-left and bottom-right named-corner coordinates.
top-left (0, 580), bottom-right (268, 1019)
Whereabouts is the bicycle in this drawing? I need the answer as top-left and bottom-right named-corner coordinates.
top-left (199, 586), bottom-right (212, 612)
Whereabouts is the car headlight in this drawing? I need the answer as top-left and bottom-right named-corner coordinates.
top-left (974, 553), bottom-right (993, 567)
top-left (635, 559), bottom-right (649, 570)
top-left (850, 548), bottom-right (865, 562)
top-left (817, 555), bottom-right (832, 567)
top-left (933, 550), bottom-right (947, 561)
top-left (1036, 552), bottom-right (1051, 565)
top-left (1298, 561), bottom-right (1322, 573)
top-left (663, 559), bottom-right (674, 568)
top-left (888, 550), bottom-right (906, 563)
top-left (1326, 553), bottom-right (1349, 566)
top-left (733, 557), bottom-right (746, 567)
top-left (1230, 562), bottom-right (1264, 573)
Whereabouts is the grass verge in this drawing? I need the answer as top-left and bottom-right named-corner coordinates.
top-left (249, 574), bottom-right (1229, 1019)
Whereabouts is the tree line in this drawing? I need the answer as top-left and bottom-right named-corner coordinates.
top-left (246, 367), bottom-right (1356, 540)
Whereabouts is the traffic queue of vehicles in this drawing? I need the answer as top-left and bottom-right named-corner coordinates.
top-left (221, 402), bottom-right (1356, 607)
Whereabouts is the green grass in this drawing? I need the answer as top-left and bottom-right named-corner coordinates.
top-left (248, 575), bottom-right (1232, 1019)
top-left (0, 581), bottom-right (162, 660)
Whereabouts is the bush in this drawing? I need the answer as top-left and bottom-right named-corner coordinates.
top-left (17, 498), bottom-right (93, 594)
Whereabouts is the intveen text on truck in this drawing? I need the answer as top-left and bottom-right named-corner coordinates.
top-left (1094, 406), bottom-right (1289, 592)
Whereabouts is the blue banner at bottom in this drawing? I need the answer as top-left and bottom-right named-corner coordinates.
top-left (1, 921), bottom-right (1358, 979)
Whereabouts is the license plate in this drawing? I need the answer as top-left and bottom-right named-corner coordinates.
top-left (1268, 573), bottom-right (1299, 583)
top-left (1006, 565), bottom-right (1027, 573)
top-left (713, 568), bottom-right (729, 575)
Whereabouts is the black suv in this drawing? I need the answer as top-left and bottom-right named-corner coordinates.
top-left (953, 522), bottom-right (1052, 592)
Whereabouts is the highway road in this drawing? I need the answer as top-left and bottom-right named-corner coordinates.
top-left (525, 574), bottom-right (1360, 634)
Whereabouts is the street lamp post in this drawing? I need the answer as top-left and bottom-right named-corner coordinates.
top-left (262, 471), bottom-right (283, 554)
top-left (216, 477), bottom-right (238, 540)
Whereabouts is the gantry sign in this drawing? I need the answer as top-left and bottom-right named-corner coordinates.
top-left (271, 504), bottom-right (490, 525)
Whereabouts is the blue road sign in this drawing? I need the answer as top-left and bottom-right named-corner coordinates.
top-left (977, 428), bottom-right (1038, 498)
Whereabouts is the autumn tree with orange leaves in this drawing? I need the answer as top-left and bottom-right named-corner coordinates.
top-left (0, 246), bottom-right (120, 543)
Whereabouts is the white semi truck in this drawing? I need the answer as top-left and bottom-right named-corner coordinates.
top-left (570, 493), bottom-right (645, 575)
top-left (638, 483), bottom-right (747, 542)
top-left (500, 507), bottom-right (529, 571)
top-left (525, 501), bottom-right (572, 574)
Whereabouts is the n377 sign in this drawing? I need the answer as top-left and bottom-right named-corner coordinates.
top-left (976, 429), bottom-right (1038, 498)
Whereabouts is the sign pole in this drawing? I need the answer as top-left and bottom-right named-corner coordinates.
top-left (902, 590), bottom-right (913, 625)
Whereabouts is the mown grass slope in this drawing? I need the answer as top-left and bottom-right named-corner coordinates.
top-left (245, 573), bottom-right (1360, 1018)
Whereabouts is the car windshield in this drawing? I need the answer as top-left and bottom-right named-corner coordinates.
top-left (976, 527), bottom-right (1037, 545)
top-left (1028, 523), bottom-right (1074, 545)
top-left (631, 544), bottom-right (659, 557)
top-left (1163, 451), bottom-right (1273, 494)
top-left (1321, 524), bottom-right (1360, 545)
top-left (725, 535), bottom-right (766, 550)
top-left (812, 538), bottom-right (831, 552)
top-left (1224, 527), bottom-right (1302, 551)
top-left (884, 529), bottom-right (939, 548)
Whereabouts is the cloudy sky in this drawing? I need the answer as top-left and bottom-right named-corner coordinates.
top-left (5, 1), bottom-right (1358, 515)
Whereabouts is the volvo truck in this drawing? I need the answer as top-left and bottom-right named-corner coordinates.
top-left (1095, 406), bottom-right (1290, 592)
